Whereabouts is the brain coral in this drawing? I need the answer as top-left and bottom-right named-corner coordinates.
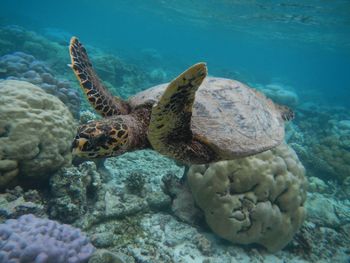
top-left (0, 214), bottom-right (95, 263)
top-left (0, 80), bottom-right (76, 187)
top-left (187, 143), bottom-right (307, 252)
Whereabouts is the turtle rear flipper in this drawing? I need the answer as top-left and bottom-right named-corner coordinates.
top-left (69, 37), bottom-right (130, 117)
top-left (148, 63), bottom-right (217, 164)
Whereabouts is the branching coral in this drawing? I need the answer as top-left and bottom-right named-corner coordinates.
top-left (187, 143), bottom-right (307, 252)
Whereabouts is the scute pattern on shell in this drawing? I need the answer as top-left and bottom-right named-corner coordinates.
top-left (129, 77), bottom-right (285, 158)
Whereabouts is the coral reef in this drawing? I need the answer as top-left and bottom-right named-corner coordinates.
top-left (77, 182), bottom-right (171, 230)
top-left (0, 26), bottom-right (155, 110)
top-left (42, 27), bottom-right (72, 45)
top-left (187, 143), bottom-right (307, 252)
top-left (288, 178), bottom-right (350, 262)
top-left (255, 82), bottom-right (299, 108)
top-left (0, 186), bottom-right (45, 222)
top-left (0, 214), bottom-right (95, 263)
top-left (47, 156), bottom-right (172, 229)
top-left (307, 176), bottom-right (330, 194)
top-left (88, 249), bottom-right (126, 263)
top-left (86, 150), bottom-right (347, 262)
top-left (84, 210), bottom-right (350, 263)
top-left (289, 221), bottom-right (350, 262)
top-left (49, 162), bottom-right (102, 223)
top-left (304, 177), bottom-right (350, 229)
top-left (162, 174), bottom-right (203, 224)
top-left (105, 150), bottom-right (183, 193)
top-left (0, 25), bottom-right (70, 75)
top-left (79, 110), bottom-right (99, 125)
top-left (0, 80), bottom-right (76, 188)
top-left (89, 51), bottom-right (152, 99)
top-left (290, 103), bottom-right (350, 182)
top-left (124, 172), bottom-right (146, 194)
top-left (0, 148), bottom-right (346, 263)
top-left (0, 23), bottom-right (348, 263)
top-left (148, 68), bottom-right (168, 83)
top-left (305, 192), bottom-right (350, 228)
top-left (0, 51), bottom-right (81, 118)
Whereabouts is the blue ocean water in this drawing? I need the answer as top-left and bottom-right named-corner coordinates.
top-left (1, 0), bottom-right (350, 107)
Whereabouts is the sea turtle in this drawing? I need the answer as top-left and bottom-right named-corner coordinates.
top-left (69, 37), bottom-right (294, 164)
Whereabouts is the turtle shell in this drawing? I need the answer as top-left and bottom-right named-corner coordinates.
top-left (128, 77), bottom-right (285, 159)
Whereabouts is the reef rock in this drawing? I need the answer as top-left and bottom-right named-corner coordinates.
top-left (307, 176), bottom-right (329, 194)
top-left (162, 174), bottom-right (203, 224)
top-left (88, 249), bottom-right (126, 263)
top-left (306, 192), bottom-right (350, 228)
top-left (106, 150), bottom-right (183, 193)
top-left (187, 143), bottom-right (307, 252)
top-left (49, 162), bottom-right (102, 223)
top-left (0, 186), bottom-right (45, 221)
top-left (51, 156), bottom-right (172, 228)
top-left (0, 80), bottom-right (76, 188)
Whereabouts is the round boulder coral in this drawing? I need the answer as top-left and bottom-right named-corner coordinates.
top-left (187, 143), bottom-right (307, 252)
top-left (0, 80), bottom-right (76, 187)
top-left (0, 52), bottom-right (81, 118)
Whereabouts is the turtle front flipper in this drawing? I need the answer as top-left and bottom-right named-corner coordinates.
top-left (148, 63), bottom-right (217, 164)
top-left (69, 37), bottom-right (130, 117)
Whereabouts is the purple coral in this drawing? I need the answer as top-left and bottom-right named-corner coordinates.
top-left (0, 51), bottom-right (81, 118)
top-left (0, 214), bottom-right (95, 263)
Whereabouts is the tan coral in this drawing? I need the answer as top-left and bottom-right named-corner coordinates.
top-left (0, 80), bottom-right (76, 187)
top-left (0, 159), bottom-right (19, 186)
top-left (187, 143), bottom-right (307, 252)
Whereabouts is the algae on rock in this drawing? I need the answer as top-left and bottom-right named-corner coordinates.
top-left (49, 162), bottom-right (102, 223)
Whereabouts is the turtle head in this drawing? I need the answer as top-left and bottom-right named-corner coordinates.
top-left (71, 117), bottom-right (130, 158)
